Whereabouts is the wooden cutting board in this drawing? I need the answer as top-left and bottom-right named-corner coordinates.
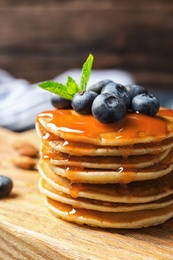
top-left (0, 127), bottom-right (173, 260)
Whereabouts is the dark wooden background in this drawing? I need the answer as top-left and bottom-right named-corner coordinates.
top-left (0, 0), bottom-right (173, 91)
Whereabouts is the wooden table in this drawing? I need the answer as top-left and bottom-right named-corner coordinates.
top-left (0, 128), bottom-right (173, 260)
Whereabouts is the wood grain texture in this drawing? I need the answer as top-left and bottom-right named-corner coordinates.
top-left (0, 127), bottom-right (173, 259)
top-left (0, 1), bottom-right (173, 90)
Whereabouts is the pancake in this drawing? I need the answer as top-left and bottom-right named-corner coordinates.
top-left (36, 122), bottom-right (173, 157)
top-left (38, 161), bottom-right (173, 204)
top-left (36, 107), bottom-right (173, 228)
top-left (49, 151), bottom-right (173, 183)
top-left (45, 197), bottom-right (173, 228)
top-left (49, 136), bottom-right (173, 157)
top-left (36, 108), bottom-right (173, 146)
top-left (39, 178), bottom-right (173, 213)
top-left (41, 143), bottom-right (170, 170)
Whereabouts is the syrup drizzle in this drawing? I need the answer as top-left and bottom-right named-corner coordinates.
top-left (37, 108), bottom-right (173, 186)
top-left (36, 108), bottom-right (170, 145)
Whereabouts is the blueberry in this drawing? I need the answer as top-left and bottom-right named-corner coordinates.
top-left (132, 93), bottom-right (160, 116)
top-left (86, 79), bottom-right (114, 94)
top-left (0, 175), bottom-right (13, 198)
top-left (72, 91), bottom-right (98, 114)
top-left (101, 82), bottom-right (131, 108)
top-left (51, 93), bottom-right (71, 109)
top-left (125, 84), bottom-right (147, 100)
top-left (92, 93), bottom-right (126, 123)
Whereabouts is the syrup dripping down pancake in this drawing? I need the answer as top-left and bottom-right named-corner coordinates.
top-left (36, 108), bottom-right (173, 146)
top-left (38, 161), bottom-right (173, 204)
top-left (49, 151), bottom-right (173, 183)
top-left (36, 107), bottom-right (173, 228)
top-left (44, 197), bottom-right (173, 229)
top-left (49, 137), bottom-right (173, 157)
top-left (41, 143), bottom-right (170, 170)
top-left (36, 122), bottom-right (173, 157)
top-left (39, 178), bottom-right (173, 213)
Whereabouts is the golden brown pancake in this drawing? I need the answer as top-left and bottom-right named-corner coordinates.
top-left (41, 142), bottom-right (170, 170)
top-left (36, 107), bottom-right (173, 228)
top-left (38, 160), bottom-right (173, 204)
top-left (36, 122), bottom-right (173, 157)
top-left (49, 154), bottom-right (173, 184)
top-left (44, 197), bottom-right (173, 228)
top-left (39, 178), bottom-right (173, 213)
top-left (36, 108), bottom-right (173, 146)
top-left (48, 137), bottom-right (173, 157)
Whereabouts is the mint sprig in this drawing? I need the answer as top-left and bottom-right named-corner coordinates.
top-left (38, 54), bottom-right (94, 100)
top-left (38, 81), bottom-right (73, 100)
top-left (79, 54), bottom-right (93, 91)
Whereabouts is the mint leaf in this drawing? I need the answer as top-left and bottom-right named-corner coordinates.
top-left (38, 54), bottom-right (94, 100)
top-left (38, 81), bottom-right (73, 100)
top-left (66, 76), bottom-right (79, 95)
top-left (79, 54), bottom-right (94, 91)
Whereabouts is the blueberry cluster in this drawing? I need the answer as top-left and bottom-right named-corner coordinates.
top-left (51, 80), bottom-right (160, 124)
top-left (0, 175), bottom-right (13, 198)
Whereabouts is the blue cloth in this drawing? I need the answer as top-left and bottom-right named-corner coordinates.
top-left (0, 70), bottom-right (52, 131)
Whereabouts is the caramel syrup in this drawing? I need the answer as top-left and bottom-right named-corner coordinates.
top-left (36, 108), bottom-right (173, 185)
top-left (36, 108), bottom-right (171, 145)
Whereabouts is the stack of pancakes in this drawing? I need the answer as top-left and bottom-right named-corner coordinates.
top-left (36, 108), bottom-right (173, 228)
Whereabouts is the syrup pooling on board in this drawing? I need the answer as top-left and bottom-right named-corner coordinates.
top-left (36, 109), bottom-right (169, 145)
